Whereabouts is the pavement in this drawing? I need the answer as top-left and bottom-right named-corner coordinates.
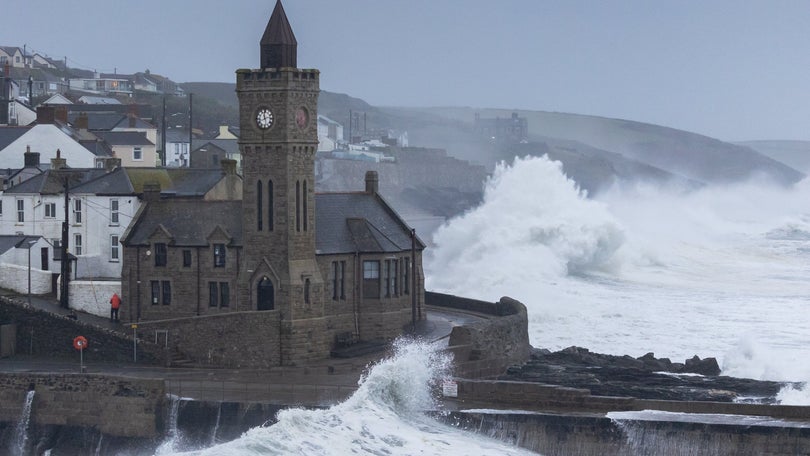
top-left (0, 291), bottom-right (488, 406)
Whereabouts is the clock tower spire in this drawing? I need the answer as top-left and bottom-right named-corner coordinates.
top-left (238, 0), bottom-right (323, 364)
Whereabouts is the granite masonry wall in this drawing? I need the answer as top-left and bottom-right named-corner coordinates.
top-left (0, 295), bottom-right (165, 364)
top-left (134, 311), bottom-right (281, 368)
top-left (426, 292), bottom-right (531, 378)
top-left (0, 373), bottom-right (164, 438)
top-left (440, 411), bottom-right (810, 456)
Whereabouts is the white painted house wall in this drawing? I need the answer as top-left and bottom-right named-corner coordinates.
top-left (0, 192), bottom-right (140, 279)
top-left (0, 238), bottom-right (54, 294)
top-left (0, 125), bottom-right (97, 168)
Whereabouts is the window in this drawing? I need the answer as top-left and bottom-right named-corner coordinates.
top-left (16, 199), bottom-right (24, 223)
top-left (209, 282), bottom-right (218, 307)
top-left (209, 282), bottom-right (230, 308)
top-left (154, 243), bottom-right (167, 267)
top-left (295, 180), bottom-right (301, 232)
top-left (257, 180), bottom-right (263, 231)
top-left (363, 260), bottom-right (380, 298)
top-left (44, 203), bottom-right (56, 218)
top-left (384, 259), bottom-right (397, 297)
top-left (151, 281), bottom-right (160, 305)
top-left (110, 199), bottom-right (119, 225)
top-left (74, 234), bottom-right (82, 255)
top-left (302, 180), bottom-right (308, 232)
top-left (133, 147), bottom-right (143, 161)
top-left (331, 261), bottom-right (347, 301)
top-left (220, 282), bottom-right (229, 307)
top-left (213, 243), bottom-right (226, 267)
top-left (0, 200), bottom-right (3, 215)
top-left (340, 261), bottom-right (346, 299)
top-left (403, 257), bottom-right (410, 295)
top-left (332, 261), bottom-right (339, 300)
top-left (73, 199), bottom-right (82, 224)
top-left (162, 281), bottom-right (172, 305)
top-left (52, 238), bottom-right (61, 249)
top-left (110, 235), bottom-right (119, 261)
top-left (182, 250), bottom-right (192, 267)
top-left (268, 180), bottom-right (274, 231)
top-left (212, 154), bottom-right (219, 166)
top-left (304, 278), bottom-right (311, 304)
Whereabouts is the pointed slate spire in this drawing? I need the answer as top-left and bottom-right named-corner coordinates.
top-left (261, 0), bottom-right (298, 69)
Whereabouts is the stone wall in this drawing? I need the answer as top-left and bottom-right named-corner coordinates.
top-left (134, 311), bottom-right (281, 368)
top-left (68, 280), bottom-right (121, 317)
top-left (0, 373), bottom-right (164, 438)
top-left (0, 263), bottom-right (52, 295)
top-left (440, 411), bottom-right (810, 456)
top-left (426, 292), bottom-right (531, 378)
top-left (0, 295), bottom-right (165, 365)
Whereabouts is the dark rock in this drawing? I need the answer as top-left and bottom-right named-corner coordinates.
top-left (501, 346), bottom-right (783, 402)
top-left (682, 355), bottom-right (721, 376)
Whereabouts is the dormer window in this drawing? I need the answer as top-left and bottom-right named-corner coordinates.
top-left (154, 243), bottom-right (167, 267)
top-left (214, 243), bottom-right (226, 267)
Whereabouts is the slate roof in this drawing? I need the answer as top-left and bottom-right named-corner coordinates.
top-left (0, 126), bottom-right (31, 150)
top-left (113, 116), bottom-right (155, 129)
top-left (4, 169), bottom-right (109, 195)
top-left (123, 168), bottom-right (227, 196)
top-left (315, 192), bottom-right (424, 254)
top-left (79, 139), bottom-right (115, 157)
top-left (5, 167), bottom-right (227, 198)
top-left (123, 200), bottom-right (243, 247)
top-left (192, 139), bottom-right (240, 156)
top-left (0, 235), bottom-right (43, 255)
top-left (263, 1), bottom-right (297, 45)
top-left (122, 191), bottom-right (424, 255)
top-left (68, 112), bottom-right (126, 131)
top-left (94, 131), bottom-right (154, 146)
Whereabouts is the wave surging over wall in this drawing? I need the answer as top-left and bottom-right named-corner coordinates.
top-left (426, 156), bottom-right (810, 398)
top-left (165, 341), bottom-right (537, 456)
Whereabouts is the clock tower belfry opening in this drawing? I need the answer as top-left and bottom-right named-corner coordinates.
top-left (237, 0), bottom-right (324, 362)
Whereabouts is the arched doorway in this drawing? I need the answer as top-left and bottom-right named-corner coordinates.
top-left (257, 276), bottom-right (275, 310)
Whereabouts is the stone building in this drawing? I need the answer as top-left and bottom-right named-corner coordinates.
top-left (474, 112), bottom-right (528, 144)
top-left (120, 1), bottom-right (425, 367)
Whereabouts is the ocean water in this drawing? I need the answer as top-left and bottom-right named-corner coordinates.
top-left (160, 341), bottom-right (537, 456)
top-left (426, 155), bottom-right (810, 403)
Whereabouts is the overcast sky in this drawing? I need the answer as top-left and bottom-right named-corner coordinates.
top-left (6, 1), bottom-right (810, 141)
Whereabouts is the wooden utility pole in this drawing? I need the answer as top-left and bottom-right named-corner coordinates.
top-left (60, 175), bottom-right (70, 309)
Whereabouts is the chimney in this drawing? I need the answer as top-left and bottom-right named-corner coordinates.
top-left (221, 158), bottom-right (237, 176)
top-left (104, 157), bottom-right (121, 173)
top-left (36, 106), bottom-right (55, 124)
top-left (23, 146), bottom-right (40, 167)
top-left (127, 112), bottom-right (136, 128)
top-left (75, 112), bottom-right (89, 130)
top-left (51, 148), bottom-right (66, 170)
top-left (142, 181), bottom-right (161, 202)
top-left (54, 105), bottom-right (68, 124)
top-left (364, 170), bottom-right (379, 194)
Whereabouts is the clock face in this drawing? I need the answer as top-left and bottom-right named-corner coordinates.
top-left (295, 107), bottom-right (309, 129)
top-left (256, 108), bottom-right (274, 129)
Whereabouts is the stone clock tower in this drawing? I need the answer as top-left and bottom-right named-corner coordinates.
top-left (237, 0), bottom-right (325, 363)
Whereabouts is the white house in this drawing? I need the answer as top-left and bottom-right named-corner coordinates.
top-left (0, 235), bottom-right (54, 295)
top-left (0, 124), bottom-right (101, 168)
top-left (317, 115), bottom-right (344, 152)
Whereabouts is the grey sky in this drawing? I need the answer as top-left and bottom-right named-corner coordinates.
top-left (6, 1), bottom-right (810, 141)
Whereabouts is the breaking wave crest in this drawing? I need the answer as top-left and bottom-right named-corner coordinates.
top-left (163, 340), bottom-right (536, 456)
top-left (426, 155), bottom-right (625, 299)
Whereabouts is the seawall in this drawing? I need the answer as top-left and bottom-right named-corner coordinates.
top-left (439, 411), bottom-right (810, 456)
top-left (425, 292), bottom-right (532, 378)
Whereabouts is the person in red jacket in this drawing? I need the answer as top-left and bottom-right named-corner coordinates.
top-left (110, 292), bottom-right (121, 322)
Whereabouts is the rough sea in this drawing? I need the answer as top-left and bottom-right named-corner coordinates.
top-left (156, 154), bottom-right (808, 454)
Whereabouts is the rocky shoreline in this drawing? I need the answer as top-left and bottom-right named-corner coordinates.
top-left (502, 346), bottom-right (790, 403)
